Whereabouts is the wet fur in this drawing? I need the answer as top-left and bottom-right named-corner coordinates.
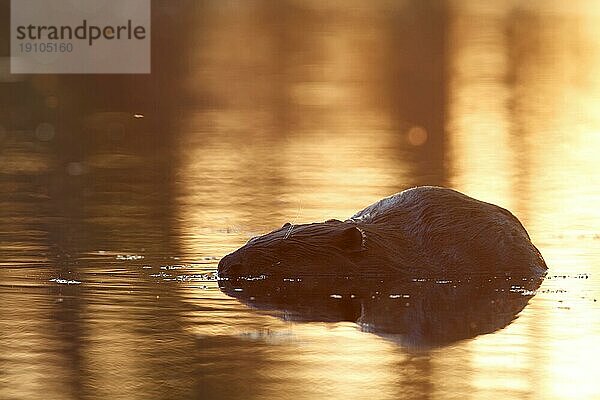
top-left (218, 186), bottom-right (547, 278)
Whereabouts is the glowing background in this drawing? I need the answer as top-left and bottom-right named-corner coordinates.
top-left (1, 1), bottom-right (599, 399)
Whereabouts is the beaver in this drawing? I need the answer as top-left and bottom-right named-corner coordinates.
top-left (218, 186), bottom-right (547, 279)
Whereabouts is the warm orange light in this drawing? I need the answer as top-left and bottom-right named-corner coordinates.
top-left (407, 125), bottom-right (428, 146)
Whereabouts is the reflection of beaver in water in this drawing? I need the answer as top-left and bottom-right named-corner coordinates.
top-left (218, 274), bottom-right (544, 347)
top-left (218, 186), bottom-right (547, 279)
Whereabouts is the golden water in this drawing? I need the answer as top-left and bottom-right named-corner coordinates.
top-left (1, 2), bottom-right (599, 399)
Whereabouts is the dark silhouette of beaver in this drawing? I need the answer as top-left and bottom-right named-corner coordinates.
top-left (218, 186), bottom-right (547, 279)
top-left (217, 274), bottom-right (544, 347)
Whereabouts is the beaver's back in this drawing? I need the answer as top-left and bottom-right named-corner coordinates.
top-left (349, 186), bottom-right (546, 275)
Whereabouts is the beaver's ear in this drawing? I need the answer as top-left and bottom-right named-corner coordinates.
top-left (282, 222), bottom-right (292, 229)
top-left (332, 226), bottom-right (364, 252)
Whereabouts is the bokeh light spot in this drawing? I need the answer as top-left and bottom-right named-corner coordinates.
top-left (45, 95), bottom-right (59, 109)
top-left (407, 126), bottom-right (428, 146)
top-left (66, 162), bottom-right (86, 176)
top-left (35, 123), bottom-right (55, 141)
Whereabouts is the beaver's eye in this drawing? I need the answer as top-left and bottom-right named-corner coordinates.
top-left (331, 226), bottom-right (364, 252)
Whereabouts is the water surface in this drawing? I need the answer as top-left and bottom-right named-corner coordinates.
top-left (1, 1), bottom-right (599, 399)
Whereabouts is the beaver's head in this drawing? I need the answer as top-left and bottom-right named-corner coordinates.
top-left (218, 219), bottom-right (366, 279)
